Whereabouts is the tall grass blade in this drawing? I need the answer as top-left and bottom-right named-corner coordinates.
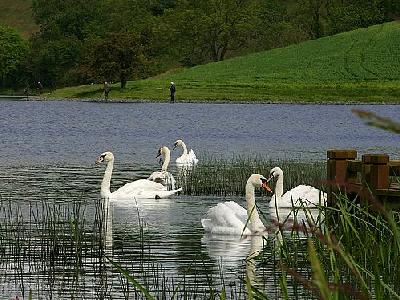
top-left (106, 256), bottom-right (155, 300)
top-left (307, 239), bottom-right (330, 300)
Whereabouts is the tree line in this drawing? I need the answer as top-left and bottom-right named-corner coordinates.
top-left (1, 0), bottom-right (399, 91)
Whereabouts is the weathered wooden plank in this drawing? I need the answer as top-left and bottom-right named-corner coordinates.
top-left (327, 150), bottom-right (400, 205)
top-left (327, 149), bottom-right (357, 160)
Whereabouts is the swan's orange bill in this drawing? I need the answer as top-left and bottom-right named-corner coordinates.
top-left (262, 181), bottom-right (272, 192)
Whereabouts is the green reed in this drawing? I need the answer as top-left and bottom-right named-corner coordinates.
top-left (260, 189), bottom-right (400, 300)
top-left (109, 228), bottom-right (250, 299)
top-left (2, 161), bottom-right (399, 299)
top-left (0, 195), bottom-right (252, 298)
top-left (0, 196), bottom-right (106, 299)
top-left (175, 155), bottom-right (326, 196)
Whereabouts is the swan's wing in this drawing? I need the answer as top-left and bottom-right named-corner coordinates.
top-left (188, 149), bottom-right (199, 165)
top-left (176, 152), bottom-right (198, 166)
top-left (135, 187), bottom-right (182, 199)
top-left (148, 171), bottom-right (164, 181)
top-left (148, 171), bottom-right (176, 190)
top-left (282, 185), bottom-right (326, 207)
top-left (201, 201), bottom-right (249, 235)
top-left (176, 155), bottom-right (187, 165)
top-left (223, 201), bottom-right (248, 222)
top-left (117, 179), bottom-right (166, 195)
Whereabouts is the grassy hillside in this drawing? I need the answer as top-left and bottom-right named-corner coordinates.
top-left (52, 22), bottom-right (400, 103)
top-left (0, 0), bottom-right (37, 38)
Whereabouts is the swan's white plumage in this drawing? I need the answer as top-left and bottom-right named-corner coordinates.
top-left (201, 201), bottom-right (251, 235)
top-left (148, 171), bottom-right (176, 189)
top-left (268, 167), bottom-right (326, 225)
top-left (97, 151), bottom-right (182, 201)
top-left (268, 167), bottom-right (326, 209)
top-left (269, 184), bottom-right (327, 208)
top-left (173, 139), bottom-right (198, 166)
top-left (201, 174), bottom-right (268, 236)
top-left (148, 146), bottom-right (176, 189)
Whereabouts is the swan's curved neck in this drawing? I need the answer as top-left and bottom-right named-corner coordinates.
top-left (161, 150), bottom-right (170, 172)
top-left (180, 142), bottom-right (188, 155)
top-left (101, 160), bottom-right (113, 198)
top-left (245, 182), bottom-right (264, 231)
top-left (272, 174), bottom-right (284, 208)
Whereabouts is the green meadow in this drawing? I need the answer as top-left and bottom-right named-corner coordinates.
top-left (50, 22), bottom-right (400, 103)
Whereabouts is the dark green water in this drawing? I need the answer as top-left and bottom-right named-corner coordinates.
top-left (0, 165), bottom-right (317, 299)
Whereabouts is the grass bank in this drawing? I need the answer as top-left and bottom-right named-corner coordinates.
top-left (50, 22), bottom-right (400, 103)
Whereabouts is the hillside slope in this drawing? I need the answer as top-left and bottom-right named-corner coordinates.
top-left (174, 22), bottom-right (400, 83)
top-left (0, 0), bottom-right (37, 38)
top-left (52, 22), bottom-right (400, 103)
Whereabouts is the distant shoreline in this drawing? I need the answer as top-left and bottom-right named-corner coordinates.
top-left (20, 96), bottom-right (400, 105)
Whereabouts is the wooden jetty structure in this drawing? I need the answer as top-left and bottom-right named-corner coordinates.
top-left (327, 150), bottom-right (400, 206)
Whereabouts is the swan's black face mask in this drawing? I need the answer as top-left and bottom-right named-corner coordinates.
top-left (173, 142), bottom-right (178, 150)
top-left (156, 148), bottom-right (163, 165)
top-left (156, 148), bottom-right (162, 158)
top-left (96, 154), bottom-right (106, 164)
top-left (267, 172), bottom-right (276, 183)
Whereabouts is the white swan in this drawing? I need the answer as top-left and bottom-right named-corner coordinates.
top-left (268, 167), bottom-right (327, 209)
top-left (96, 151), bottom-right (182, 200)
top-left (173, 139), bottom-right (198, 166)
top-left (148, 146), bottom-right (176, 189)
top-left (201, 174), bottom-right (271, 236)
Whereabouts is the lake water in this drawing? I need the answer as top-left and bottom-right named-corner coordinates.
top-left (0, 100), bottom-right (398, 166)
top-left (0, 100), bottom-right (398, 299)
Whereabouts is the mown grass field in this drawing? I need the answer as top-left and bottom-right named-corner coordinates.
top-left (51, 22), bottom-right (400, 103)
top-left (0, 0), bottom-right (37, 38)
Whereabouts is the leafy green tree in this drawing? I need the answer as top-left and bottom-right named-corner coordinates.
top-left (0, 25), bottom-right (28, 86)
top-left (325, 0), bottom-right (396, 35)
top-left (82, 32), bottom-right (148, 88)
top-left (27, 36), bottom-right (83, 87)
top-left (32, 0), bottom-right (101, 40)
top-left (164, 0), bottom-right (262, 65)
top-left (251, 0), bottom-right (310, 50)
top-left (29, 0), bottom-right (104, 86)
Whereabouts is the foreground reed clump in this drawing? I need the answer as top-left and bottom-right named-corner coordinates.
top-left (257, 187), bottom-right (400, 300)
top-left (0, 196), bottom-right (111, 298)
top-left (113, 188), bottom-right (400, 299)
top-left (175, 155), bottom-right (326, 196)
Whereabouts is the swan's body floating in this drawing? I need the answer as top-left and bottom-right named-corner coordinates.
top-left (268, 167), bottom-right (327, 209)
top-left (173, 139), bottom-right (198, 166)
top-left (268, 167), bottom-right (326, 225)
top-left (148, 146), bottom-right (176, 190)
top-left (201, 174), bottom-right (271, 236)
top-left (96, 151), bottom-right (182, 200)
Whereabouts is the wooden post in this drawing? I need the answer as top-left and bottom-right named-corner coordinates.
top-left (327, 149), bottom-right (357, 205)
top-left (362, 154), bottom-right (389, 194)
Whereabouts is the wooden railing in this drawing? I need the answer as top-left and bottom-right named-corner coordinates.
top-left (327, 150), bottom-right (400, 205)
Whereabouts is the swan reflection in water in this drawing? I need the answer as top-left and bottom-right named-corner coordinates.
top-left (102, 196), bottom-right (113, 253)
top-left (201, 233), bottom-right (265, 286)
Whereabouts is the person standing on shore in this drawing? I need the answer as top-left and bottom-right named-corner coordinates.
top-left (37, 81), bottom-right (43, 94)
top-left (169, 81), bottom-right (176, 102)
top-left (104, 81), bottom-right (110, 100)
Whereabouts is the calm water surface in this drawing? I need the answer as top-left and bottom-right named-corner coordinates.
top-left (0, 100), bottom-right (398, 165)
top-left (0, 100), bottom-right (398, 298)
